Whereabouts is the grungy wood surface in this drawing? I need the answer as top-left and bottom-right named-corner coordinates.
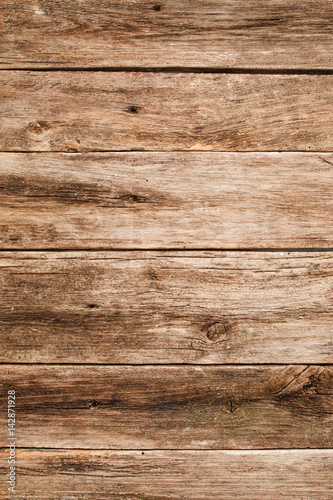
top-left (1, 251), bottom-right (333, 364)
top-left (1, 0), bottom-right (333, 497)
top-left (0, 365), bottom-right (332, 450)
top-left (0, 449), bottom-right (332, 500)
top-left (1, 72), bottom-right (332, 152)
top-left (1, 152), bottom-right (333, 249)
top-left (1, 0), bottom-right (333, 70)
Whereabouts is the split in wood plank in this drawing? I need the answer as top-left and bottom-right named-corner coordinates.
top-left (0, 449), bottom-right (332, 499)
top-left (1, 152), bottom-right (333, 249)
top-left (1, 1), bottom-right (333, 70)
top-left (1, 72), bottom-right (332, 151)
top-left (1, 251), bottom-right (333, 364)
top-left (0, 365), bottom-right (332, 449)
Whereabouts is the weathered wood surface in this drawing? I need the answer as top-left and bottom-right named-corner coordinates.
top-left (1, 1), bottom-right (333, 70)
top-left (2, 152), bottom-right (333, 249)
top-left (0, 365), bottom-right (332, 449)
top-left (1, 72), bottom-right (332, 152)
top-left (1, 251), bottom-right (333, 364)
top-left (0, 449), bottom-right (332, 499)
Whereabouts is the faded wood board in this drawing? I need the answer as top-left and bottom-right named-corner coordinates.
top-left (1, 1), bottom-right (333, 70)
top-left (1, 72), bottom-right (332, 152)
top-left (1, 152), bottom-right (333, 249)
top-left (1, 251), bottom-right (333, 364)
top-left (0, 449), bottom-right (332, 500)
top-left (0, 365), bottom-right (332, 449)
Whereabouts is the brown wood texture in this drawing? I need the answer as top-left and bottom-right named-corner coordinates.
top-left (1, 72), bottom-right (332, 152)
top-left (0, 365), bottom-right (332, 449)
top-left (2, 1), bottom-right (333, 496)
top-left (1, 0), bottom-right (333, 70)
top-left (1, 251), bottom-right (333, 364)
top-left (0, 449), bottom-right (332, 499)
top-left (2, 152), bottom-right (333, 249)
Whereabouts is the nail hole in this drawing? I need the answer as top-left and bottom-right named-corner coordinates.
top-left (153, 4), bottom-right (161, 11)
top-left (127, 106), bottom-right (139, 114)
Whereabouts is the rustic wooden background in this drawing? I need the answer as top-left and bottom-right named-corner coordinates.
top-left (1, 1), bottom-right (333, 498)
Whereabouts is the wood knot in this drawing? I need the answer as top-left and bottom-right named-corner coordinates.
top-left (226, 400), bottom-right (238, 414)
top-left (27, 121), bottom-right (50, 135)
top-left (206, 322), bottom-right (226, 341)
top-left (89, 400), bottom-right (99, 408)
top-left (120, 193), bottom-right (145, 204)
top-left (87, 303), bottom-right (100, 309)
top-left (128, 194), bottom-right (140, 203)
top-left (148, 269), bottom-right (158, 280)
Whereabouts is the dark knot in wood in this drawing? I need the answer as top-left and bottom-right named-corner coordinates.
top-left (206, 322), bottom-right (227, 341)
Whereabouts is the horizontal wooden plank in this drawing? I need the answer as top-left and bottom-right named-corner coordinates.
top-left (1, 251), bottom-right (333, 364)
top-left (0, 72), bottom-right (332, 151)
top-left (0, 365), bottom-right (332, 449)
top-left (1, 449), bottom-right (332, 499)
top-left (1, 152), bottom-right (333, 249)
top-left (1, 1), bottom-right (333, 70)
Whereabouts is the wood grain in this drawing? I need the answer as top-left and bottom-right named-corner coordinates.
top-left (0, 449), bottom-right (332, 499)
top-left (1, 251), bottom-right (333, 364)
top-left (0, 364), bottom-right (332, 449)
top-left (1, 152), bottom-right (333, 249)
top-left (1, 72), bottom-right (332, 152)
top-left (1, 0), bottom-right (333, 70)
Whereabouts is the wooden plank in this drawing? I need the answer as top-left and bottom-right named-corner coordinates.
top-left (2, 152), bottom-right (333, 249)
top-left (1, 251), bottom-right (333, 364)
top-left (0, 449), bottom-right (332, 499)
top-left (0, 72), bottom-right (332, 152)
top-left (1, 1), bottom-right (333, 70)
top-left (0, 365), bottom-right (332, 449)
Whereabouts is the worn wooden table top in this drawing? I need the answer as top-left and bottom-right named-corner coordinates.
top-left (1, 1), bottom-right (333, 499)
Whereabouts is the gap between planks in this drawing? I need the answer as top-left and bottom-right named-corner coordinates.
top-left (0, 447), bottom-right (331, 452)
top-left (1, 248), bottom-right (333, 252)
top-left (3, 68), bottom-right (333, 74)
top-left (3, 150), bottom-right (333, 154)
top-left (0, 363), bottom-right (332, 366)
